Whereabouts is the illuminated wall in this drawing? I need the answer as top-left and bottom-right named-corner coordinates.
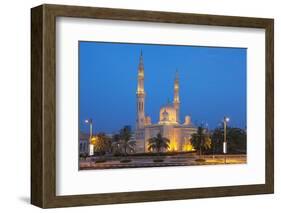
top-left (143, 124), bottom-right (196, 153)
top-left (159, 106), bottom-right (178, 125)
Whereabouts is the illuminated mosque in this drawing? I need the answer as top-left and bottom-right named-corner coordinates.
top-left (135, 51), bottom-right (197, 153)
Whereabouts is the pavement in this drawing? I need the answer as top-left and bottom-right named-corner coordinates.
top-left (79, 153), bottom-right (247, 170)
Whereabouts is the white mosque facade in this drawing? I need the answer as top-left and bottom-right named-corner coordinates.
top-left (135, 51), bottom-right (197, 153)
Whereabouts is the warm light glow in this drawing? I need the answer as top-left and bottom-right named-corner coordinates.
top-left (183, 142), bottom-right (195, 152)
top-left (137, 88), bottom-right (144, 93)
top-left (159, 120), bottom-right (177, 125)
top-left (182, 137), bottom-right (195, 152)
top-left (90, 136), bottom-right (97, 144)
top-left (138, 72), bottom-right (144, 77)
top-left (168, 139), bottom-right (178, 152)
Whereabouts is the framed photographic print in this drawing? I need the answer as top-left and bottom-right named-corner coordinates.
top-left (31, 4), bottom-right (274, 208)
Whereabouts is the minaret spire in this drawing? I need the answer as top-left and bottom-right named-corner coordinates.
top-left (138, 49), bottom-right (144, 70)
top-left (173, 69), bottom-right (180, 123)
top-left (136, 50), bottom-right (145, 129)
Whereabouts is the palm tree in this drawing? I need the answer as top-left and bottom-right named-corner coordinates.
top-left (113, 126), bottom-right (136, 156)
top-left (118, 126), bottom-right (136, 156)
top-left (122, 140), bottom-right (136, 155)
top-left (191, 126), bottom-right (211, 159)
top-left (148, 133), bottom-right (170, 153)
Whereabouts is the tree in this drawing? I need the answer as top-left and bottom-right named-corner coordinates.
top-left (113, 134), bottom-right (121, 143)
top-left (114, 126), bottom-right (136, 156)
top-left (211, 127), bottom-right (246, 154)
top-left (227, 128), bottom-right (247, 153)
top-left (211, 127), bottom-right (224, 154)
top-left (147, 133), bottom-right (170, 153)
top-left (92, 133), bottom-right (111, 155)
top-left (190, 126), bottom-right (212, 158)
top-left (112, 134), bottom-right (122, 155)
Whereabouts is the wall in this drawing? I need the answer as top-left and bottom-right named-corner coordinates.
top-left (0, 0), bottom-right (279, 212)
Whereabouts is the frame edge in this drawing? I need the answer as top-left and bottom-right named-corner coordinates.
top-left (265, 19), bottom-right (274, 194)
top-left (31, 5), bottom-right (44, 208)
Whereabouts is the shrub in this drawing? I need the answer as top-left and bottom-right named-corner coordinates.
top-left (120, 159), bottom-right (131, 163)
top-left (195, 158), bottom-right (206, 162)
top-left (95, 159), bottom-right (107, 163)
top-left (153, 159), bottom-right (164, 162)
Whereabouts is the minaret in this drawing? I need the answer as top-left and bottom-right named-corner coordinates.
top-left (136, 50), bottom-right (145, 129)
top-left (173, 70), bottom-right (180, 123)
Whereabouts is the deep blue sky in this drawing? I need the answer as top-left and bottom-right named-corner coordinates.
top-left (79, 41), bottom-right (246, 134)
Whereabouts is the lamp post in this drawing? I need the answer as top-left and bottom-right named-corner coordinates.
top-left (85, 118), bottom-right (94, 156)
top-left (223, 117), bottom-right (230, 164)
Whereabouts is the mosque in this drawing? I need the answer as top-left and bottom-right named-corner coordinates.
top-left (135, 51), bottom-right (197, 153)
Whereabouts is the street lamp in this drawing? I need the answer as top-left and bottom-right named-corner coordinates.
top-left (223, 116), bottom-right (230, 164)
top-left (85, 118), bottom-right (94, 156)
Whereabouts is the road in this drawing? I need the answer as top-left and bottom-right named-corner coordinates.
top-left (79, 153), bottom-right (246, 170)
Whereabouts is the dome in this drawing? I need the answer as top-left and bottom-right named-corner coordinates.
top-left (184, 116), bottom-right (191, 125)
top-left (159, 105), bottom-right (178, 124)
top-left (145, 116), bottom-right (152, 125)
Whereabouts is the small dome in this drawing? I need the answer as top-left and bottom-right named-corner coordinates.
top-left (184, 116), bottom-right (191, 125)
top-left (145, 116), bottom-right (152, 125)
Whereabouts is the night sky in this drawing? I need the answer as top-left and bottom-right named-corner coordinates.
top-left (79, 41), bottom-right (246, 134)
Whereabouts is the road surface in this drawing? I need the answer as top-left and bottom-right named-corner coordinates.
top-left (79, 153), bottom-right (246, 170)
